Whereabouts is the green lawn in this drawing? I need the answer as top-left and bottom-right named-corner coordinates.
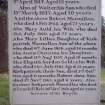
top-left (0, 73), bottom-right (9, 105)
top-left (101, 68), bottom-right (105, 82)
top-left (101, 68), bottom-right (105, 88)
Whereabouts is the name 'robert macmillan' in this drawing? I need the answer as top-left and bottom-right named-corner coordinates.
top-left (16, 0), bottom-right (64, 5)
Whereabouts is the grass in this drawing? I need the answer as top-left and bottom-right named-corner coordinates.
top-left (101, 68), bottom-right (105, 88)
top-left (0, 73), bottom-right (9, 105)
top-left (101, 68), bottom-right (105, 81)
top-left (101, 68), bottom-right (105, 105)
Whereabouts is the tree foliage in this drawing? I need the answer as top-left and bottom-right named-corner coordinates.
top-left (102, 17), bottom-right (105, 67)
top-left (0, 0), bottom-right (7, 11)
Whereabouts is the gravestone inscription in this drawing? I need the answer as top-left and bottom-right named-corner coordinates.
top-left (8, 0), bottom-right (101, 105)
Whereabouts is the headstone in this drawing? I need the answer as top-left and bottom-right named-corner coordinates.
top-left (8, 0), bottom-right (101, 105)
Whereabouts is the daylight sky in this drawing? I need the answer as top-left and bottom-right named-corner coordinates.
top-left (102, 0), bottom-right (105, 17)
